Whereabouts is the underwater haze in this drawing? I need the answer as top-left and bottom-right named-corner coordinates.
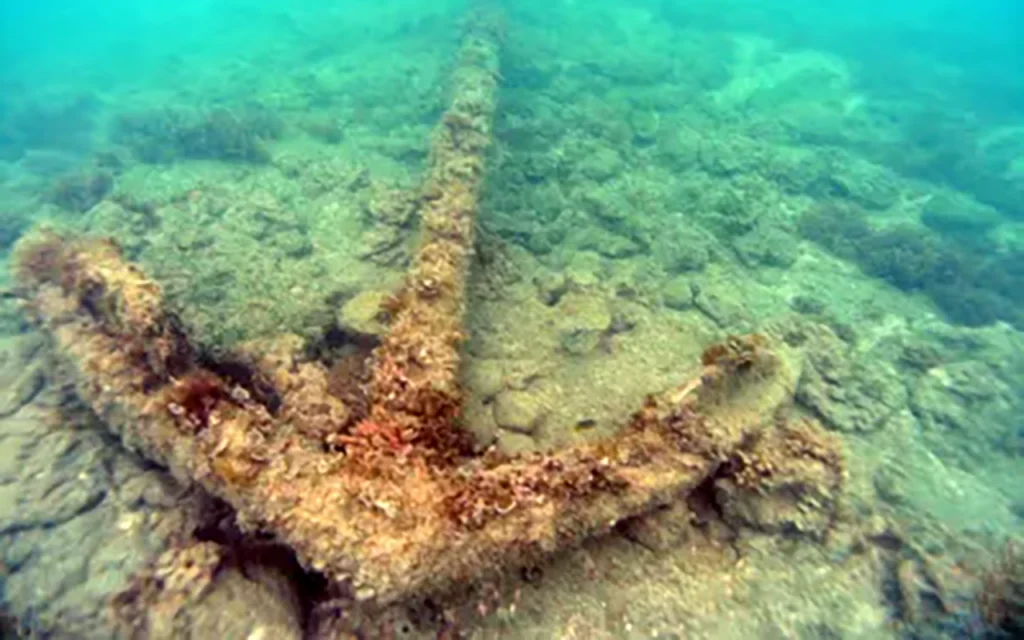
top-left (1, 0), bottom-right (1023, 638)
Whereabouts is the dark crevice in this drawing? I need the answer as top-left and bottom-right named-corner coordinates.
top-left (191, 499), bottom-right (330, 633)
top-left (196, 347), bottom-right (282, 415)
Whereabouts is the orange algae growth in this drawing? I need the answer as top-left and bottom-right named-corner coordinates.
top-left (13, 229), bottom-right (194, 388)
top-left (362, 10), bottom-right (504, 469)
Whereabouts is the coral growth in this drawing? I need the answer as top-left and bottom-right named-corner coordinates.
top-left (715, 419), bottom-right (845, 540)
top-left (113, 105), bottom-right (283, 164)
top-left (13, 229), bottom-right (194, 387)
top-left (799, 203), bottom-right (1024, 328)
top-left (798, 204), bottom-right (956, 291)
top-left (361, 5), bottom-right (504, 467)
top-left (47, 167), bottom-right (114, 212)
top-left (695, 333), bottom-right (776, 405)
top-left (795, 326), bottom-right (908, 434)
top-left (299, 113), bottom-right (345, 144)
top-left (112, 541), bottom-right (226, 636)
top-left (112, 538), bottom-right (304, 639)
top-left (701, 333), bottom-right (768, 370)
top-left (0, 210), bottom-right (30, 251)
top-left (893, 110), bottom-right (1024, 220)
top-left (442, 450), bottom-right (631, 530)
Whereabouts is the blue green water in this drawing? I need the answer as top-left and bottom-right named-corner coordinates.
top-left (1, 0), bottom-right (1022, 637)
top-left (2, 0), bottom-right (1022, 326)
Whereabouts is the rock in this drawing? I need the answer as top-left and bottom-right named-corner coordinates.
top-left (732, 225), bottom-right (799, 268)
top-left (463, 359), bottom-right (506, 400)
top-left (561, 330), bottom-right (601, 356)
top-left (337, 289), bottom-right (391, 339)
top-left (605, 259), bottom-right (657, 301)
top-left (0, 430), bottom-right (108, 535)
top-left (0, 331), bottom-right (192, 636)
top-left (556, 291), bottom-right (612, 355)
top-left (0, 328), bottom-right (307, 638)
top-left (557, 292), bottom-right (612, 332)
top-left (462, 397), bottom-right (499, 452)
top-left (618, 502), bottom-right (694, 552)
top-left (652, 226), bottom-right (714, 274)
top-left (48, 168), bottom-right (114, 213)
top-left (790, 295), bottom-right (826, 316)
top-left (921, 192), bottom-right (1003, 235)
top-left (655, 126), bottom-right (701, 170)
top-left (299, 113), bottom-right (345, 145)
top-left (564, 251), bottom-right (604, 289)
top-left (663, 276), bottom-right (695, 310)
top-left (364, 183), bottom-right (416, 227)
top-left (274, 228), bottom-right (313, 258)
top-left (534, 269), bottom-right (568, 306)
top-left (85, 200), bottom-right (148, 250)
top-left (833, 160), bottom-right (901, 210)
top-left (609, 303), bottom-right (641, 334)
top-left (629, 110), bottom-right (660, 144)
top-left (871, 417), bottom-right (1020, 531)
top-left (357, 226), bottom-right (408, 265)
top-left (715, 421), bottom-right (843, 540)
top-left (0, 365), bottom-right (44, 417)
top-left (796, 332), bottom-right (908, 433)
top-left (872, 467), bottom-right (905, 506)
top-left (115, 542), bottom-right (303, 640)
top-left (0, 433), bottom-right (26, 482)
top-left (691, 286), bottom-right (750, 329)
top-left (579, 185), bottom-right (630, 225)
top-left (909, 360), bottom-right (1016, 466)
top-left (496, 431), bottom-right (539, 455)
top-left (492, 390), bottom-right (545, 435)
top-left (573, 226), bottom-right (642, 259)
top-left (118, 469), bottom-right (184, 510)
top-left (166, 563), bottom-right (303, 640)
top-left (523, 227), bottom-right (563, 255)
top-left (910, 361), bottom-right (1012, 433)
top-left (492, 360), bottom-right (546, 392)
top-left (3, 508), bottom-right (110, 611)
top-left (577, 145), bottom-right (621, 182)
top-left (698, 136), bottom-right (766, 178)
top-left (0, 335), bottom-right (46, 418)
top-left (0, 299), bottom-right (25, 336)
top-left (518, 152), bottom-right (558, 183)
top-left (0, 210), bottom-right (29, 250)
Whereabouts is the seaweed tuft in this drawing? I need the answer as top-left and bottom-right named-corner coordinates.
top-left (978, 540), bottom-right (1024, 638)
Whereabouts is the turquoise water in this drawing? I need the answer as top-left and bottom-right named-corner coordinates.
top-left (1, 0), bottom-right (1022, 637)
